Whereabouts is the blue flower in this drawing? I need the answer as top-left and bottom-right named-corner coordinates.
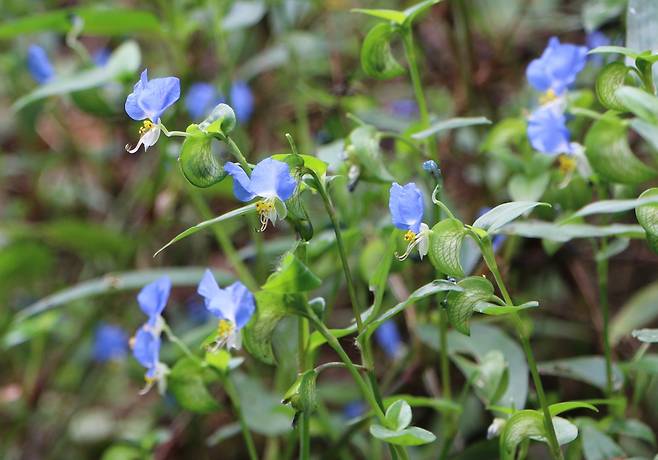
top-left (389, 99), bottom-right (418, 119)
top-left (375, 320), bottom-right (403, 358)
top-left (27, 45), bottom-right (54, 84)
top-left (230, 81), bottom-right (254, 123)
top-left (526, 37), bottom-right (587, 97)
top-left (93, 324), bottom-right (128, 362)
top-left (185, 82), bottom-right (224, 120)
top-left (125, 69), bottom-right (180, 153)
top-left (527, 104), bottom-right (573, 155)
top-left (389, 182), bottom-right (430, 260)
top-left (137, 276), bottom-right (171, 328)
top-left (224, 158), bottom-right (297, 230)
top-left (197, 269), bottom-right (256, 350)
top-left (131, 325), bottom-right (168, 393)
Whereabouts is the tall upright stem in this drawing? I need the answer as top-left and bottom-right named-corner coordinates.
top-left (310, 172), bottom-right (363, 331)
top-left (439, 308), bottom-right (452, 400)
top-left (481, 240), bottom-right (563, 460)
top-left (401, 28), bottom-right (437, 160)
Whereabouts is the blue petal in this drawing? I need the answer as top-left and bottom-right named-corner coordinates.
top-left (227, 281), bottom-right (255, 329)
top-left (27, 45), bottom-right (54, 84)
top-left (249, 158), bottom-right (296, 200)
top-left (185, 82), bottom-right (223, 120)
top-left (93, 48), bottom-right (111, 67)
top-left (230, 81), bottom-right (254, 123)
top-left (137, 276), bottom-right (171, 323)
top-left (527, 105), bottom-right (572, 155)
top-left (224, 162), bottom-right (256, 201)
top-left (389, 182), bottom-right (424, 233)
top-left (526, 37), bottom-right (587, 95)
top-left (197, 269), bottom-right (221, 309)
top-left (207, 288), bottom-right (237, 322)
top-left (132, 326), bottom-right (160, 370)
top-left (125, 69), bottom-right (180, 122)
top-left (375, 320), bottom-right (402, 358)
top-left (93, 323), bottom-right (128, 362)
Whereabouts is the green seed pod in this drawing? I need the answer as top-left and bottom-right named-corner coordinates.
top-left (199, 103), bottom-right (236, 136)
top-left (282, 370), bottom-right (317, 417)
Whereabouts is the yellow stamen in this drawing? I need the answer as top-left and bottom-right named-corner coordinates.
top-left (539, 89), bottom-right (558, 105)
top-left (139, 119), bottom-right (154, 135)
top-left (218, 319), bottom-right (234, 339)
top-left (403, 230), bottom-right (416, 242)
top-left (256, 200), bottom-right (275, 231)
top-left (129, 336), bottom-right (136, 349)
top-left (558, 154), bottom-right (577, 174)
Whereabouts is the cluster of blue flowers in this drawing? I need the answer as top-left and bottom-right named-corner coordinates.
top-left (185, 81), bottom-right (254, 122)
top-left (525, 37), bottom-right (588, 157)
top-left (127, 271), bottom-right (256, 394)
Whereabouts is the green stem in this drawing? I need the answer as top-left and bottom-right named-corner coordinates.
top-left (310, 171), bottom-right (364, 332)
top-left (401, 27), bottom-right (437, 160)
top-left (480, 240), bottom-right (563, 460)
top-left (224, 135), bottom-right (251, 172)
top-left (186, 189), bottom-right (259, 291)
top-left (224, 375), bottom-right (259, 460)
top-left (439, 308), bottom-right (452, 400)
top-left (597, 244), bottom-right (614, 396)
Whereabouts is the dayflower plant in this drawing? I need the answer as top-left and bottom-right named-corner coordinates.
top-left (527, 103), bottom-right (573, 155)
top-left (197, 269), bottom-right (256, 350)
top-left (225, 158), bottom-right (297, 231)
top-left (137, 275), bottom-right (171, 328)
top-left (389, 182), bottom-right (431, 260)
top-left (27, 44), bottom-right (54, 84)
top-left (125, 69), bottom-right (180, 153)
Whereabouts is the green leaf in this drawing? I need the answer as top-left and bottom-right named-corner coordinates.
top-left (352, 8), bottom-right (406, 24)
top-left (243, 291), bottom-right (306, 364)
top-left (630, 118), bottom-right (658, 153)
top-left (429, 218), bottom-right (467, 278)
top-left (0, 8), bottom-right (160, 39)
top-left (615, 86), bottom-right (658, 122)
top-left (584, 115), bottom-right (658, 184)
top-left (632, 328), bottom-right (658, 342)
top-left (261, 252), bottom-right (322, 293)
top-left (636, 187), bottom-right (658, 253)
top-left (168, 358), bottom-right (221, 414)
top-left (581, 425), bottom-right (625, 460)
top-left (445, 277), bottom-right (494, 335)
top-left (548, 401), bottom-right (599, 417)
top-left (179, 125), bottom-right (227, 188)
top-left (14, 41), bottom-right (140, 110)
top-left (588, 45), bottom-right (643, 59)
top-left (3, 311), bottom-right (60, 348)
top-left (359, 23), bottom-right (405, 80)
top-left (411, 116), bottom-right (491, 139)
top-left (572, 195), bottom-right (658, 218)
top-left (222, 0), bottom-right (267, 31)
top-left (455, 350), bottom-right (508, 405)
top-left (626, 353), bottom-right (658, 374)
top-left (474, 300), bottom-right (538, 316)
top-left (611, 280), bottom-right (658, 344)
top-left (154, 204), bottom-right (257, 256)
top-left (402, 0), bottom-right (440, 26)
top-left (369, 424), bottom-right (436, 446)
top-left (500, 221), bottom-right (645, 242)
top-left (473, 201), bottom-right (549, 233)
top-left (538, 356), bottom-right (624, 391)
top-left (385, 399), bottom-right (413, 430)
top-left (595, 62), bottom-right (632, 111)
top-left (508, 173), bottom-right (550, 202)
